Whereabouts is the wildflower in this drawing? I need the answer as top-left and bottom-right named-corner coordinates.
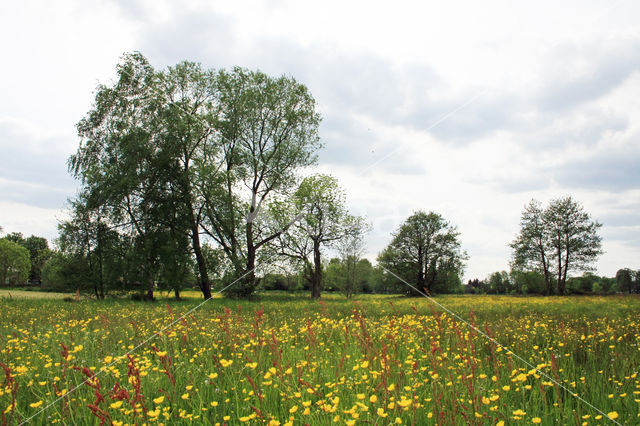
top-left (608, 412), bottom-right (618, 420)
top-left (532, 418), bottom-right (542, 424)
top-left (110, 401), bottom-right (123, 409)
top-left (30, 401), bottom-right (43, 408)
top-left (369, 395), bottom-right (378, 403)
top-left (357, 393), bottom-right (365, 400)
top-left (289, 405), bottom-right (298, 414)
top-left (181, 393), bottom-right (189, 400)
top-left (377, 407), bottom-right (387, 418)
top-left (513, 409), bottom-right (526, 416)
top-left (153, 396), bottom-right (164, 404)
top-left (387, 384), bottom-right (395, 391)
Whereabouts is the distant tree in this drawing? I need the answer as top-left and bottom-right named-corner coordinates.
top-left (378, 211), bottom-right (467, 295)
top-left (465, 278), bottom-right (485, 294)
top-left (56, 196), bottom-right (125, 298)
top-left (0, 239), bottom-right (31, 285)
top-left (337, 220), bottom-right (368, 299)
top-left (487, 271), bottom-right (511, 294)
top-left (4, 232), bottom-right (25, 245)
top-left (22, 236), bottom-right (51, 283)
top-left (510, 270), bottom-right (546, 294)
top-left (510, 200), bottom-right (553, 294)
top-left (511, 197), bottom-right (602, 295)
top-left (356, 259), bottom-right (375, 293)
top-left (616, 268), bottom-right (633, 294)
top-left (2, 233), bottom-right (51, 283)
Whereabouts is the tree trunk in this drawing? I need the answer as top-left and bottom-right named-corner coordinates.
top-left (239, 220), bottom-right (257, 297)
top-left (190, 219), bottom-right (212, 299)
top-left (311, 239), bottom-right (322, 299)
top-left (556, 247), bottom-right (564, 295)
top-left (146, 275), bottom-right (155, 301)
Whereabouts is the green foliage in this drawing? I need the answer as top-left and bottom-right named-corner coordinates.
top-left (511, 197), bottom-right (603, 295)
top-left (0, 238), bottom-right (31, 285)
top-left (511, 270), bottom-right (546, 294)
top-left (486, 271), bottom-right (512, 294)
top-left (615, 268), bottom-right (637, 293)
top-left (67, 52), bottom-right (322, 300)
top-left (271, 174), bottom-right (368, 299)
top-left (377, 211), bottom-right (467, 295)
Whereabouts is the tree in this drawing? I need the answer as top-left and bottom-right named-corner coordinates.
top-left (0, 239), bottom-right (31, 285)
top-left (510, 200), bottom-right (553, 294)
top-left (202, 68), bottom-right (321, 297)
top-left (511, 270), bottom-right (546, 294)
top-left (487, 271), bottom-right (512, 294)
top-left (71, 53), bottom-right (175, 300)
top-left (56, 195), bottom-right (126, 298)
top-left (22, 236), bottom-right (51, 283)
top-left (511, 197), bottom-right (602, 295)
top-left (68, 53), bottom-right (322, 299)
top-left (2, 233), bottom-right (51, 283)
top-left (616, 268), bottom-right (633, 294)
top-left (337, 225), bottom-right (368, 299)
top-left (156, 61), bottom-right (221, 299)
top-left (272, 174), bottom-right (368, 299)
top-left (377, 211), bottom-right (467, 295)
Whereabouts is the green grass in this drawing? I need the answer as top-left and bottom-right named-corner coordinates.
top-left (0, 293), bottom-right (638, 425)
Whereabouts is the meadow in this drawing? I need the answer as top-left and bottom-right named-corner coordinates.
top-left (1, 292), bottom-right (638, 425)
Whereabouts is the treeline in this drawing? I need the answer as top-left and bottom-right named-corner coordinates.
top-left (466, 269), bottom-right (640, 296)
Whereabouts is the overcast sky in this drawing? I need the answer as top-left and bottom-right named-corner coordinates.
top-left (1, 0), bottom-right (639, 281)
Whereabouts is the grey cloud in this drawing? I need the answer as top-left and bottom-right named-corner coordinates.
top-left (0, 121), bottom-right (77, 209)
top-left (537, 39), bottom-right (640, 112)
top-left (552, 149), bottom-right (640, 192)
top-left (136, 8), bottom-right (238, 70)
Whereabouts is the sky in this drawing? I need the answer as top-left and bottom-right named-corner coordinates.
top-left (1, 0), bottom-right (639, 281)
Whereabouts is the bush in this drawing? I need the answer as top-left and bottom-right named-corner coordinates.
top-left (0, 239), bottom-right (31, 285)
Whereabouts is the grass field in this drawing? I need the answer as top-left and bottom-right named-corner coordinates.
top-left (1, 293), bottom-right (638, 425)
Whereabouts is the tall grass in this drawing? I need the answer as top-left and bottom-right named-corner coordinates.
top-left (1, 294), bottom-right (638, 424)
